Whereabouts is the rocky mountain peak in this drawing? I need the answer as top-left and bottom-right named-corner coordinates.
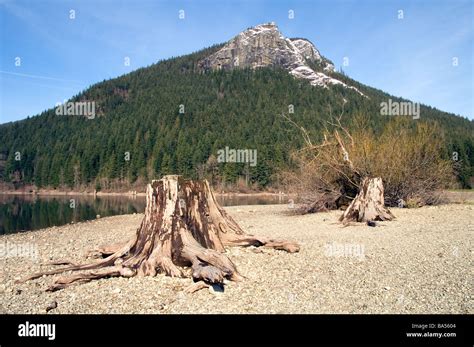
top-left (290, 38), bottom-right (321, 60)
top-left (199, 22), bottom-right (363, 95)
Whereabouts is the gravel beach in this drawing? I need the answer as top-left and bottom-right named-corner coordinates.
top-left (0, 204), bottom-right (472, 314)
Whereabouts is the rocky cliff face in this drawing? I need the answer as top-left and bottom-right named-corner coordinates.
top-left (199, 22), bottom-right (363, 95)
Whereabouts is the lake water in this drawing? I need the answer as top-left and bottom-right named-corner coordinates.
top-left (0, 194), bottom-right (288, 234)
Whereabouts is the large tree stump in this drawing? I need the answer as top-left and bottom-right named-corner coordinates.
top-left (339, 177), bottom-right (394, 224)
top-left (21, 175), bottom-right (299, 291)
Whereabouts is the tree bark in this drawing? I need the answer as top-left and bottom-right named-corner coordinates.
top-left (21, 175), bottom-right (299, 291)
top-left (339, 177), bottom-right (394, 224)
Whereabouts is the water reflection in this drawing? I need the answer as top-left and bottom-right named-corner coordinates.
top-left (0, 194), bottom-right (286, 234)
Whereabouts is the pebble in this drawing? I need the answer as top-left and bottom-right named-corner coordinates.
top-left (46, 301), bottom-right (58, 312)
top-left (209, 284), bottom-right (224, 295)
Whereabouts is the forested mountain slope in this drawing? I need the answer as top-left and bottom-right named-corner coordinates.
top-left (1, 25), bottom-right (472, 190)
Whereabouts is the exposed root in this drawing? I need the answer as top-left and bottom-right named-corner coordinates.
top-left (88, 242), bottom-right (128, 258)
top-left (179, 227), bottom-right (243, 283)
top-left (46, 266), bottom-right (135, 292)
top-left (223, 234), bottom-right (300, 253)
top-left (183, 281), bottom-right (209, 294)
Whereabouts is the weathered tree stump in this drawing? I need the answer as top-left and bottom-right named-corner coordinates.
top-left (22, 175), bottom-right (299, 291)
top-left (339, 177), bottom-right (394, 224)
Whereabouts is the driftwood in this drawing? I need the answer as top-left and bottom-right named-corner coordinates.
top-left (21, 175), bottom-right (299, 291)
top-left (340, 177), bottom-right (394, 224)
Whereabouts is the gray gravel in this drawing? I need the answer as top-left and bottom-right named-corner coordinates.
top-left (0, 204), bottom-right (472, 314)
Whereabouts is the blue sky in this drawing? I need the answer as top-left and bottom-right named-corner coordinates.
top-left (1, 0), bottom-right (473, 123)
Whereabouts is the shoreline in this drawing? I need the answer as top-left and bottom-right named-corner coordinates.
top-left (2, 189), bottom-right (472, 203)
top-left (0, 190), bottom-right (289, 197)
